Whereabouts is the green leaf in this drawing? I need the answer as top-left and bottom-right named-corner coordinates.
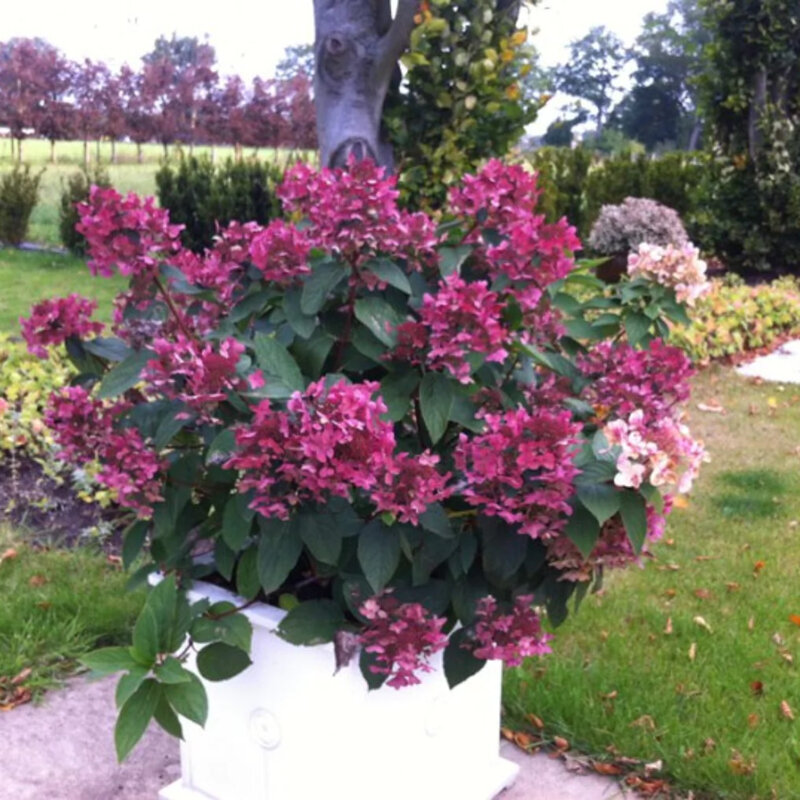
top-left (205, 428), bottom-right (237, 466)
top-left (154, 656), bottom-right (193, 685)
top-left (481, 516), bottom-right (527, 584)
top-left (357, 519), bottom-right (402, 593)
top-left (277, 600), bottom-right (345, 645)
top-left (419, 503), bottom-right (453, 538)
top-left (253, 333), bottom-right (304, 392)
top-left (639, 482), bottom-right (665, 514)
top-left (83, 337), bottom-right (131, 362)
top-left (365, 258), bottom-right (412, 294)
top-left (624, 312), bottom-right (651, 347)
top-left (222, 493), bottom-right (254, 552)
top-left (131, 606), bottom-right (159, 666)
top-left (190, 608), bottom-right (253, 652)
top-left (98, 349), bottom-right (153, 399)
top-left (292, 329), bottom-right (335, 378)
top-left (283, 288), bottom-right (317, 338)
top-left (301, 260), bottom-right (347, 314)
top-left (115, 679), bottom-right (161, 761)
top-left (82, 646), bottom-right (139, 677)
top-left (354, 297), bottom-right (405, 347)
top-left (576, 484), bottom-right (621, 526)
top-left (196, 642), bottom-right (252, 682)
top-left (360, 648), bottom-right (388, 691)
top-left (164, 672), bottom-right (208, 727)
top-left (146, 575), bottom-right (178, 651)
top-left (153, 694), bottom-right (183, 739)
top-left (620, 490), bottom-right (648, 554)
top-left (575, 458), bottom-right (618, 484)
top-left (419, 373), bottom-right (454, 444)
top-left (438, 245), bottom-right (473, 277)
top-left (115, 667), bottom-right (149, 709)
top-left (380, 370), bottom-right (420, 422)
top-left (563, 504), bottom-right (601, 560)
top-left (444, 628), bottom-right (485, 689)
top-left (236, 546), bottom-right (260, 599)
top-left (294, 511), bottom-right (342, 565)
top-left (154, 405), bottom-right (192, 450)
top-left (257, 519), bottom-right (303, 595)
top-left (122, 520), bottom-right (149, 570)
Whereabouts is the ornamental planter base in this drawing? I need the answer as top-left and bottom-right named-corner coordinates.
top-left (159, 580), bottom-right (519, 800)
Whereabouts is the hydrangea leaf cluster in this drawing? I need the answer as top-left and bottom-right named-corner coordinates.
top-left (29, 157), bottom-right (704, 752)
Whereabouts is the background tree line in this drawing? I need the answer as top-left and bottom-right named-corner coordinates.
top-left (0, 35), bottom-right (317, 163)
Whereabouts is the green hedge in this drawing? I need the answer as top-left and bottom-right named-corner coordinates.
top-left (155, 156), bottom-right (284, 253)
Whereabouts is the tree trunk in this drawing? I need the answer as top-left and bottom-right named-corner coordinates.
top-left (137, 142), bottom-right (143, 164)
top-left (748, 68), bottom-right (768, 160)
top-left (111, 139), bottom-right (117, 164)
top-left (210, 144), bottom-right (216, 165)
top-left (9, 137), bottom-right (14, 161)
top-left (688, 116), bottom-right (703, 151)
top-left (17, 138), bottom-right (23, 163)
top-left (50, 140), bottom-right (56, 164)
top-left (83, 139), bottom-right (89, 167)
top-left (163, 142), bottom-right (168, 159)
top-left (312, 0), bottom-right (420, 169)
top-left (96, 139), bottom-right (101, 163)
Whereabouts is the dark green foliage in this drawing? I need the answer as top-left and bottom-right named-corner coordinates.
top-left (698, 0), bottom-right (800, 273)
top-left (0, 164), bottom-right (43, 247)
top-left (527, 146), bottom-right (705, 242)
top-left (59, 166), bottom-right (112, 256)
top-left (155, 156), bottom-right (283, 252)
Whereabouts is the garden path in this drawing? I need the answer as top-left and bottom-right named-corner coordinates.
top-left (0, 675), bottom-right (631, 799)
top-left (737, 339), bottom-right (800, 383)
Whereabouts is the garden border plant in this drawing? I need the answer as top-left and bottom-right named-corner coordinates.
top-left (22, 158), bottom-right (706, 763)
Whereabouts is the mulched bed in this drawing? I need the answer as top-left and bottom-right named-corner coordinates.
top-left (0, 455), bottom-right (123, 549)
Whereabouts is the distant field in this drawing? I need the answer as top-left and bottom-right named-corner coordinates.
top-left (0, 138), bottom-right (304, 246)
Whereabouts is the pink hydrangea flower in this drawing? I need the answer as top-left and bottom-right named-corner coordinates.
top-left (77, 186), bottom-right (183, 278)
top-left (44, 386), bottom-right (117, 461)
top-left (393, 275), bottom-right (512, 382)
top-left (21, 295), bottom-right (104, 358)
top-left (359, 594), bottom-right (447, 688)
top-left (227, 379), bottom-right (397, 519)
top-left (249, 219), bottom-right (312, 286)
top-left (143, 335), bottom-right (245, 421)
top-left (370, 451), bottom-right (452, 525)
top-left (454, 408), bottom-right (581, 539)
top-left (471, 595), bottom-right (552, 666)
top-left (627, 242), bottom-right (710, 306)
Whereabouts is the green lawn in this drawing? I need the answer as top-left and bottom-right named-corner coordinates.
top-left (0, 524), bottom-right (143, 698)
top-left (0, 138), bottom-right (301, 247)
top-left (505, 365), bottom-right (800, 799)
top-left (0, 249), bottom-right (126, 335)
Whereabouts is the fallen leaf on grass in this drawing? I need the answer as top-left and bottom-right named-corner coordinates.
top-left (600, 690), bottom-right (618, 701)
top-left (630, 715), bottom-right (656, 731)
top-left (28, 574), bottom-right (47, 587)
top-left (694, 616), bottom-right (713, 634)
top-left (780, 652), bottom-right (794, 665)
top-left (728, 750), bottom-right (755, 775)
top-left (698, 402), bottom-right (725, 414)
top-left (689, 642), bottom-right (697, 661)
top-left (753, 560), bottom-right (766, 576)
top-left (695, 555), bottom-right (717, 562)
top-left (772, 632), bottom-right (786, 647)
top-left (747, 713), bottom-right (760, 728)
top-left (780, 700), bottom-right (795, 720)
top-left (0, 548), bottom-right (18, 566)
top-left (525, 713), bottom-right (544, 729)
top-left (553, 736), bottom-right (570, 751)
top-left (644, 759), bottom-right (663, 774)
top-left (748, 617), bottom-right (755, 632)
top-left (672, 495), bottom-right (690, 510)
top-left (664, 617), bottom-right (673, 635)
top-left (11, 668), bottom-right (32, 686)
top-left (625, 776), bottom-right (669, 795)
top-left (726, 582), bottom-right (741, 592)
top-left (593, 762), bottom-right (623, 776)
top-left (664, 588), bottom-right (677, 599)
top-left (750, 681), bottom-right (764, 696)
top-left (694, 588), bottom-right (712, 600)
top-left (789, 614), bottom-right (800, 627)
top-left (513, 731), bottom-right (540, 750)
top-left (500, 727), bottom-right (515, 742)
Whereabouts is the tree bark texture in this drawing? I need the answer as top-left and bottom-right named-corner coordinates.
top-left (313, 0), bottom-right (420, 168)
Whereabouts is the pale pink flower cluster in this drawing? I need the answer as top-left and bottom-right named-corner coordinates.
top-left (627, 242), bottom-right (711, 306)
top-left (359, 594), bottom-right (448, 688)
top-left (604, 409), bottom-right (706, 494)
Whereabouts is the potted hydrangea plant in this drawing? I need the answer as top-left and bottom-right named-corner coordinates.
top-left (22, 159), bottom-right (706, 800)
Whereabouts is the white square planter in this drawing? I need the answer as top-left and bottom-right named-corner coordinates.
top-left (159, 579), bottom-right (519, 800)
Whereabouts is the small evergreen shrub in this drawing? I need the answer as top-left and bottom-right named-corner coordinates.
top-left (0, 164), bottom-right (43, 247)
top-left (59, 166), bottom-right (112, 256)
top-left (156, 156), bottom-right (283, 252)
top-left (588, 197), bottom-right (688, 255)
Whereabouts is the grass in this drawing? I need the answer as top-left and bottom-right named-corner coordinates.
top-left (0, 524), bottom-right (144, 697)
top-left (0, 137), bottom-right (302, 247)
top-left (504, 365), bottom-right (800, 799)
top-left (0, 249), bottom-right (126, 335)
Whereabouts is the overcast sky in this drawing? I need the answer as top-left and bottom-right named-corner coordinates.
top-left (5, 0), bottom-right (669, 133)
